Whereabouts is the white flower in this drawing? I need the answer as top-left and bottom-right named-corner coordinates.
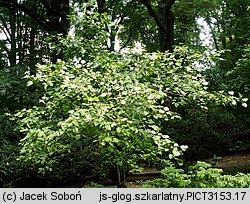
top-left (242, 103), bottom-right (248, 108)
top-left (100, 93), bottom-right (107, 97)
top-left (164, 107), bottom-right (169, 111)
top-left (202, 81), bottom-right (209, 86)
top-left (232, 100), bottom-right (237, 105)
top-left (159, 109), bottom-right (165, 114)
top-left (121, 100), bottom-right (126, 105)
top-left (180, 145), bottom-right (188, 151)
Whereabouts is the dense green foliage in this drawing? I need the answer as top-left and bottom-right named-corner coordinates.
top-left (12, 46), bottom-right (240, 177)
top-left (138, 161), bottom-right (250, 188)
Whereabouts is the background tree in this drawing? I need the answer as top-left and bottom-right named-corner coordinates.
top-left (204, 0), bottom-right (250, 126)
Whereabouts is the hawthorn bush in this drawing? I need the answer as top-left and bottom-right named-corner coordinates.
top-left (12, 47), bottom-right (245, 186)
top-left (10, 4), bottom-right (247, 187)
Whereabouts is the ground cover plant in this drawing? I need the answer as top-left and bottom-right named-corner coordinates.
top-left (136, 161), bottom-right (250, 188)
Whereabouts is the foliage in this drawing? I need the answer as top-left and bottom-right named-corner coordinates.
top-left (0, 133), bottom-right (32, 187)
top-left (173, 0), bottom-right (205, 49)
top-left (11, 42), bottom-right (245, 179)
top-left (205, 44), bottom-right (250, 135)
top-left (165, 105), bottom-right (250, 161)
top-left (225, 44), bottom-right (250, 94)
top-left (10, 5), bottom-right (245, 181)
top-left (203, 0), bottom-right (250, 98)
top-left (0, 66), bottom-right (41, 114)
top-left (83, 182), bottom-right (104, 188)
top-left (138, 161), bottom-right (250, 188)
top-left (59, 4), bottom-right (110, 61)
top-left (12, 51), bottom-right (180, 175)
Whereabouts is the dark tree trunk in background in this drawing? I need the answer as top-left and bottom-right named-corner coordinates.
top-left (0, 0), bottom-right (71, 63)
top-left (110, 166), bottom-right (127, 188)
top-left (97, 0), bottom-right (120, 52)
top-left (0, 0), bottom-right (70, 35)
top-left (158, 4), bottom-right (174, 52)
top-left (109, 31), bottom-right (116, 52)
top-left (41, 0), bottom-right (70, 62)
top-left (9, 6), bottom-right (17, 66)
top-left (29, 27), bottom-right (36, 75)
top-left (41, 0), bottom-right (70, 37)
top-left (97, 0), bottom-right (106, 13)
top-left (141, 0), bottom-right (175, 52)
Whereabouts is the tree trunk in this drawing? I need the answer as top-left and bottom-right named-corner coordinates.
top-left (97, 0), bottom-right (106, 13)
top-left (116, 167), bottom-right (127, 188)
top-left (9, 6), bottom-right (17, 66)
top-left (0, 0), bottom-right (71, 63)
top-left (109, 32), bottom-right (116, 52)
top-left (110, 165), bottom-right (127, 188)
top-left (109, 11), bottom-right (118, 52)
top-left (142, 0), bottom-right (176, 52)
top-left (42, 0), bottom-right (70, 62)
top-left (159, 10), bottom-right (174, 52)
top-left (29, 27), bottom-right (36, 75)
top-left (158, 0), bottom-right (175, 52)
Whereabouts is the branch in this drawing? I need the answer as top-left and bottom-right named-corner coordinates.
top-left (0, 0), bottom-right (49, 31)
top-left (0, 13), bottom-right (11, 38)
top-left (120, 25), bottom-right (135, 50)
top-left (120, 16), bottom-right (150, 50)
top-left (0, 24), bottom-right (10, 43)
top-left (141, 0), bottom-right (164, 32)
